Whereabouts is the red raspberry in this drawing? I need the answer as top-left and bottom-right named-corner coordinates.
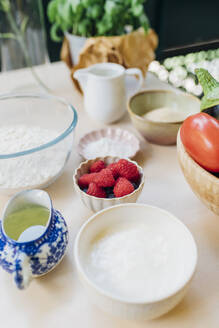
top-left (113, 177), bottom-right (134, 197)
top-left (87, 183), bottom-right (106, 198)
top-left (93, 168), bottom-right (115, 187)
top-left (90, 160), bottom-right (106, 173)
top-left (78, 173), bottom-right (98, 188)
top-left (107, 163), bottom-right (119, 178)
top-left (116, 159), bottom-right (140, 181)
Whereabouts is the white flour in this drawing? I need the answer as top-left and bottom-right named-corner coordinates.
top-left (0, 125), bottom-right (67, 189)
top-left (83, 137), bottom-right (134, 159)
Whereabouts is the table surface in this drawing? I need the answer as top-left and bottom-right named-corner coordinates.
top-left (0, 63), bottom-right (218, 328)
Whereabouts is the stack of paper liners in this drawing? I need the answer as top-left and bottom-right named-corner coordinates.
top-left (61, 28), bottom-right (158, 93)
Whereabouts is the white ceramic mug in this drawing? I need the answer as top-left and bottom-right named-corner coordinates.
top-left (74, 63), bottom-right (143, 124)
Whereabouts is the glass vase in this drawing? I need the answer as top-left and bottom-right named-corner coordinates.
top-left (0, 0), bottom-right (49, 91)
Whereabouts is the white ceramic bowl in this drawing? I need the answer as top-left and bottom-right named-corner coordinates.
top-left (78, 128), bottom-right (140, 160)
top-left (74, 203), bottom-right (197, 321)
top-left (73, 156), bottom-right (144, 212)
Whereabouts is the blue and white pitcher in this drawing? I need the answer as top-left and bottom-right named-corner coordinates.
top-left (0, 189), bottom-right (68, 289)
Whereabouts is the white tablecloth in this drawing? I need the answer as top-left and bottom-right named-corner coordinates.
top-left (0, 63), bottom-right (218, 328)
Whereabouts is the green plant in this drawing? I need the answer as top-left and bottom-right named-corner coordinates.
top-left (196, 68), bottom-right (219, 110)
top-left (47, 0), bottom-right (150, 41)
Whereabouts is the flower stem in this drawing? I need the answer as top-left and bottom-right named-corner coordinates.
top-left (5, 8), bottom-right (51, 93)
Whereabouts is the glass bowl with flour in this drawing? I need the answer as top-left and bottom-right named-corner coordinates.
top-left (0, 94), bottom-right (77, 195)
top-left (74, 203), bottom-right (197, 321)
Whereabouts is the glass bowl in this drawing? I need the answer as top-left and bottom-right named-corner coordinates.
top-left (0, 93), bottom-right (78, 195)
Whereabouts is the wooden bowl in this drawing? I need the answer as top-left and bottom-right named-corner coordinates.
top-left (177, 132), bottom-right (219, 215)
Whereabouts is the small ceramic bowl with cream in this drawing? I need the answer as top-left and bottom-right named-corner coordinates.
top-left (128, 89), bottom-right (200, 145)
top-left (73, 156), bottom-right (144, 212)
top-left (74, 203), bottom-right (197, 321)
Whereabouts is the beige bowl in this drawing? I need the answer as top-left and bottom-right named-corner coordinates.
top-left (128, 89), bottom-right (200, 145)
top-left (73, 156), bottom-right (144, 212)
top-left (177, 132), bottom-right (219, 215)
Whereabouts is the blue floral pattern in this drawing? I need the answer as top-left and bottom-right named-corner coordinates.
top-left (0, 209), bottom-right (68, 289)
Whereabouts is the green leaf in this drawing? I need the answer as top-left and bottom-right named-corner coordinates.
top-left (50, 22), bottom-right (62, 42)
top-left (105, 0), bottom-right (123, 16)
top-left (132, 4), bottom-right (143, 17)
top-left (58, 2), bottom-right (72, 24)
top-left (71, 0), bottom-right (80, 11)
top-left (47, 0), bottom-right (58, 22)
top-left (21, 16), bottom-right (29, 35)
top-left (105, 0), bottom-right (115, 14)
top-left (138, 13), bottom-right (150, 32)
top-left (132, 0), bottom-right (145, 5)
top-left (196, 68), bottom-right (219, 110)
top-left (0, 32), bottom-right (17, 39)
top-left (77, 19), bottom-right (92, 37)
top-left (97, 14), bottom-right (113, 35)
top-left (81, 0), bottom-right (93, 7)
top-left (87, 5), bottom-right (102, 19)
top-left (74, 3), bottom-right (84, 21)
top-left (0, 0), bottom-right (10, 12)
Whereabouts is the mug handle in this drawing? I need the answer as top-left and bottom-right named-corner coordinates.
top-left (125, 68), bottom-right (144, 93)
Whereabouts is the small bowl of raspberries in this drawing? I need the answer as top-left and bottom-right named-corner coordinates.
top-left (73, 156), bottom-right (145, 212)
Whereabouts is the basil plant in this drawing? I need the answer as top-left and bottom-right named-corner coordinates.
top-left (47, 0), bottom-right (150, 41)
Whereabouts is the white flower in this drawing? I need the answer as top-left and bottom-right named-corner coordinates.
top-left (183, 78), bottom-right (196, 93)
top-left (158, 67), bottom-right (169, 81)
top-left (169, 71), bottom-right (182, 87)
top-left (148, 61), bottom-right (161, 74)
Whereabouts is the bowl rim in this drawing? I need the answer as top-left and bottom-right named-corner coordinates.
top-left (73, 156), bottom-right (145, 201)
top-left (0, 93), bottom-right (78, 159)
top-left (177, 131), bottom-right (219, 184)
top-left (77, 127), bottom-right (140, 160)
top-left (127, 89), bottom-right (201, 125)
top-left (74, 203), bottom-right (198, 305)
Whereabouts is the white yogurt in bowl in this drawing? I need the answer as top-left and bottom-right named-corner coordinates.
top-left (143, 106), bottom-right (191, 123)
top-left (74, 204), bottom-right (197, 320)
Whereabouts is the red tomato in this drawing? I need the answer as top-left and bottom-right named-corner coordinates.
top-left (180, 113), bottom-right (219, 172)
